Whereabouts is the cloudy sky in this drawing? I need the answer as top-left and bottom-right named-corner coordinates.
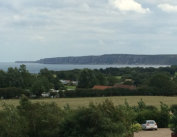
top-left (0, 0), bottom-right (177, 61)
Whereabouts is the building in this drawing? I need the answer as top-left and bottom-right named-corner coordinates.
top-left (92, 85), bottom-right (113, 90)
top-left (92, 84), bottom-right (136, 90)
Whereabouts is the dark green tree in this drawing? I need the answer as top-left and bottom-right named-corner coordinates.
top-left (17, 96), bottom-right (62, 137)
top-left (0, 104), bottom-right (28, 137)
top-left (31, 77), bottom-right (52, 96)
top-left (149, 73), bottom-right (176, 92)
top-left (77, 69), bottom-right (97, 88)
top-left (0, 70), bottom-right (7, 88)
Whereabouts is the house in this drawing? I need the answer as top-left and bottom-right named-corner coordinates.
top-left (60, 80), bottom-right (71, 85)
top-left (60, 80), bottom-right (78, 85)
top-left (113, 84), bottom-right (136, 90)
top-left (92, 85), bottom-right (113, 90)
top-left (71, 81), bottom-right (78, 86)
top-left (92, 84), bottom-right (136, 90)
top-left (50, 89), bottom-right (59, 93)
top-left (41, 92), bottom-right (50, 97)
top-left (124, 79), bottom-right (133, 82)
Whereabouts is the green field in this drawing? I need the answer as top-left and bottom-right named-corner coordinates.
top-left (175, 72), bottom-right (177, 76)
top-left (65, 85), bottom-right (76, 90)
top-left (1, 96), bottom-right (177, 110)
top-left (115, 76), bottom-right (122, 79)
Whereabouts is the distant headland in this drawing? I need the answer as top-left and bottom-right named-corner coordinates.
top-left (15, 54), bottom-right (177, 65)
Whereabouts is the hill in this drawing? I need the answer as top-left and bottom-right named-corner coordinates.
top-left (34, 54), bottom-right (177, 65)
top-left (16, 54), bottom-right (177, 65)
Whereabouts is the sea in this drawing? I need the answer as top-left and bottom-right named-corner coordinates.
top-left (0, 62), bottom-right (169, 73)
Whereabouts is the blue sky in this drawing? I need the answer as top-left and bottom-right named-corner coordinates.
top-left (0, 0), bottom-right (177, 61)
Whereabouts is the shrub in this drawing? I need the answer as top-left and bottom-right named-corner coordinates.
top-left (0, 87), bottom-right (28, 99)
top-left (59, 100), bottom-right (134, 137)
top-left (170, 111), bottom-right (177, 134)
top-left (134, 100), bottom-right (170, 128)
top-left (171, 104), bottom-right (177, 113)
top-left (158, 102), bottom-right (170, 128)
top-left (136, 109), bottom-right (159, 124)
top-left (131, 123), bottom-right (142, 132)
top-left (0, 104), bottom-right (28, 137)
top-left (17, 96), bottom-right (63, 137)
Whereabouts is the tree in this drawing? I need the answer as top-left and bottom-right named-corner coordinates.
top-left (31, 77), bottom-right (52, 96)
top-left (19, 64), bottom-right (33, 88)
top-left (59, 100), bottom-right (132, 137)
top-left (0, 104), bottom-right (28, 137)
top-left (0, 70), bottom-right (7, 88)
top-left (106, 75), bottom-right (118, 86)
top-left (7, 67), bottom-right (23, 87)
top-left (39, 68), bottom-right (54, 82)
top-left (77, 69), bottom-right (97, 88)
top-left (17, 96), bottom-right (62, 137)
top-left (149, 73), bottom-right (176, 92)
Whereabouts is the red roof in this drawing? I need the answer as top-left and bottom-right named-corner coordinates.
top-left (92, 85), bottom-right (113, 90)
top-left (114, 84), bottom-right (136, 90)
top-left (93, 84), bottom-right (136, 90)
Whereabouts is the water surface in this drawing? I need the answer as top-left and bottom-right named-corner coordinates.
top-left (0, 62), bottom-right (168, 73)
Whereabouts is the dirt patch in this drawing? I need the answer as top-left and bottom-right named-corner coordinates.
top-left (134, 128), bottom-right (171, 137)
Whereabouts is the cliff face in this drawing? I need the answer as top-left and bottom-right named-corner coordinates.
top-left (35, 54), bottom-right (177, 65)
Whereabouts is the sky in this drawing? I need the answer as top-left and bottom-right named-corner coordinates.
top-left (0, 0), bottom-right (177, 62)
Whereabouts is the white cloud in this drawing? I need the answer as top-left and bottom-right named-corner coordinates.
top-left (112, 0), bottom-right (150, 14)
top-left (158, 4), bottom-right (177, 12)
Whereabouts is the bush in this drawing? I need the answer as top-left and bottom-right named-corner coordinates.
top-left (131, 123), bottom-right (142, 132)
top-left (0, 104), bottom-right (28, 137)
top-left (170, 111), bottom-right (177, 134)
top-left (171, 104), bottom-right (177, 113)
top-left (0, 87), bottom-right (28, 99)
top-left (136, 109), bottom-right (159, 125)
top-left (17, 96), bottom-right (63, 137)
top-left (59, 100), bottom-right (134, 137)
top-left (134, 100), bottom-right (170, 128)
top-left (64, 86), bottom-right (177, 98)
top-left (158, 102), bottom-right (170, 128)
top-left (0, 97), bottom-right (134, 137)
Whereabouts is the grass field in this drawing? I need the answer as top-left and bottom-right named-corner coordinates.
top-left (65, 85), bottom-right (76, 90)
top-left (1, 96), bottom-right (177, 110)
top-left (114, 76), bottom-right (122, 80)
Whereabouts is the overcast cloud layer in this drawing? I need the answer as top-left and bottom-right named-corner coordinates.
top-left (0, 0), bottom-right (177, 61)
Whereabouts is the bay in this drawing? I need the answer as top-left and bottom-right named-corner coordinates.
top-left (0, 62), bottom-right (169, 73)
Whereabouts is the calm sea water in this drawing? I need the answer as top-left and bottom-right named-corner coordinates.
top-left (0, 62), bottom-right (168, 73)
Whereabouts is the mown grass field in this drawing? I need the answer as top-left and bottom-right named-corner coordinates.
top-left (1, 96), bottom-right (177, 110)
top-left (65, 85), bottom-right (76, 90)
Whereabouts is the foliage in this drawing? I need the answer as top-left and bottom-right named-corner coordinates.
top-left (131, 123), bottom-right (142, 132)
top-left (0, 104), bottom-right (28, 137)
top-left (59, 100), bottom-right (133, 137)
top-left (77, 69), bottom-right (98, 88)
top-left (1, 65), bottom-right (177, 97)
top-left (0, 96), bottom-right (176, 136)
top-left (18, 96), bottom-right (63, 137)
top-left (171, 104), bottom-right (177, 113)
top-left (170, 111), bottom-right (177, 134)
top-left (64, 87), bottom-right (177, 98)
top-left (158, 102), bottom-right (170, 128)
top-left (0, 87), bottom-right (28, 99)
top-left (135, 100), bottom-right (170, 128)
top-left (149, 73), bottom-right (177, 93)
top-left (137, 99), bottom-right (146, 111)
top-left (0, 97), bottom-right (134, 137)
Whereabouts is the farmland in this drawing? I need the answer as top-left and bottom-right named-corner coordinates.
top-left (1, 96), bottom-right (177, 110)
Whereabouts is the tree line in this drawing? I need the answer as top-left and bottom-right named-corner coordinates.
top-left (0, 65), bottom-right (65, 98)
top-left (1, 65), bottom-right (177, 98)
